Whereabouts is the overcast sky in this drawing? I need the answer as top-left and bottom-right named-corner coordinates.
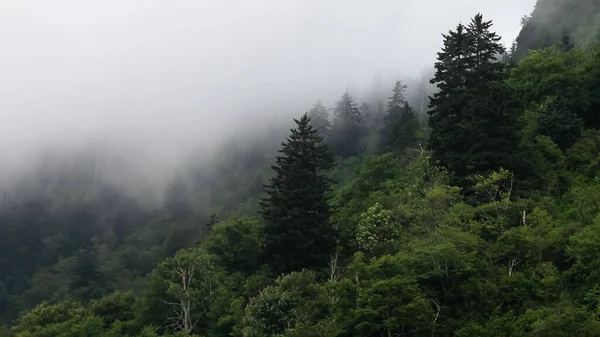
top-left (0, 0), bottom-right (536, 168)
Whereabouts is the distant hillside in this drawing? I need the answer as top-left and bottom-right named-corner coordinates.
top-left (515, 0), bottom-right (600, 58)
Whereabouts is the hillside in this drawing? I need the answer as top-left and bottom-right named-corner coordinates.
top-left (5, 3), bottom-right (600, 337)
top-left (515, 0), bottom-right (600, 58)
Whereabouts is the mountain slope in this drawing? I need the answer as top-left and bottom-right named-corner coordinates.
top-left (515, 0), bottom-right (600, 58)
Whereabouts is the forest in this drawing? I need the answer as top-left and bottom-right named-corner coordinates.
top-left (4, 0), bottom-right (600, 336)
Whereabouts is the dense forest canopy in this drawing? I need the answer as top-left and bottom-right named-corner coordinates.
top-left (4, 0), bottom-right (600, 336)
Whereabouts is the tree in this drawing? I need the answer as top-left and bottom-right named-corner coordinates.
top-left (239, 271), bottom-right (329, 337)
top-left (141, 248), bottom-right (220, 336)
top-left (388, 102), bottom-right (421, 157)
top-left (382, 81), bottom-right (407, 153)
top-left (329, 92), bottom-right (365, 158)
top-left (427, 22), bottom-right (471, 179)
top-left (387, 81), bottom-right (407, 112)
top-left (307, 101), bottom-right (331, 139)
top-left (203, 217), bottom-right (264, 274)
top-left (12, 301), bottom-right (104, 337)
top-left (68, 243), bottom-right (107, 301)
top-left (356, 203), bottom-right (398, 257)
top-left (260, 114), bottom-right (336, 275)
top-left (428, 14), bottom-right (517, 187)
top-left (508, 47), bottom-right (588, 149)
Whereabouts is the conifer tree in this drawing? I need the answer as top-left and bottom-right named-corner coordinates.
top-left (388, 81), bottom-right (408, 111)
top-left (328, 92), bottom-right (364, 158)
top-left (428, 22), bottom-right (470, 179)
top-left (428, 14), bottom-right (517, 186)
top-left (307, 101), bottom-right (331, 138)
top-left (467, 14), bottom-right (505, 82)
top-left (382, 81), bottom-right (408, 151)
top-left (260, 114), bottom-right (336, 275)
top-left (390, 102), bottom-right (421, 156)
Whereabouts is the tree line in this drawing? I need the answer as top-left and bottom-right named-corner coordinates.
top-left (5, 7), bottom-right (600, 337)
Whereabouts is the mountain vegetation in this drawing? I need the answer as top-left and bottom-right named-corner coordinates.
top-left (4, 1), bottom-right (600, 336)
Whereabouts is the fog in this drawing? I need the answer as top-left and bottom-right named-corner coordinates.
top-left (0, 0), bottom-right (535, 196)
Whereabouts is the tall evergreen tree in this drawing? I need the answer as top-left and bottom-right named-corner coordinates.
top-left (328, 92), bottom-right (364, 158)
top-left (388, 81), bottom-right (408, 111)
top-left (428, 14), bottom-right (517, 186)
top-left (428, 22), bottom-right (470, 178)
top-left (307, 101), bottom-right (331, 138)
top-left (259, 114), bottom-right (336, 275)
top-left (382, 81), bottom-right (408, 150)
top-left (389, 102), bottom-right (421, 157)
top-left (467, 14), bottom-right (505, 81)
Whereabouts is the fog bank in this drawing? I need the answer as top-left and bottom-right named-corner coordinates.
top-left (0, 0), bottom-right (536, 192)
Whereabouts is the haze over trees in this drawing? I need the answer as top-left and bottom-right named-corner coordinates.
top-left (5, 0), bottom-right (600, 336)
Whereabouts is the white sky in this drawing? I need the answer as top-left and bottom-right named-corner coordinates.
top-left (0, 0), bottom-right (536, 167)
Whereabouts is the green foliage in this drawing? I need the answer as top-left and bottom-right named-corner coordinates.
top-left (9, 6), bottom-right (600, 337)
top-left (428, 14), bottom-right (518, 187)
top-left (382, 81), bottom-right (422, 158)
top-left (13, 301), bottom-right (104, 337)
top-left (328, 92), bottom-right (365, 158)
top-left (515, 0), bottom-right (600, 59)
top-left (356, 203), bottom-right (398, 257)
top-left (567, 129), bottom-right (600, 177)
top-left (90, 290), bottom-right (138, 334)
top-left (260, 114), bottom-right (336, 275)
top-left (139, 248), bottom-right (221, 335)
top-left (202, 217), bottom-right (264, 274)
top-left (68, 243), bottom-right (107, 301)
top-left (238, 271), bottom-right (329, 337)
top-left (349, 254), bottom-right (435, 337)
top-left (508, 47), bottom-right (588, 147)
top-left (567, 216), bottom-right (600, 290)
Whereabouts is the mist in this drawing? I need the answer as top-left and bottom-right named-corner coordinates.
top-left (0, 0), bottom-right (536, 199)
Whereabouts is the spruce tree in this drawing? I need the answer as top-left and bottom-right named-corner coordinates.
top-left (466, 14), bottom-right (517, 180)
top-left (382, 81), bottom-right (408, 152)
top-left (428, 22), bottom-right (470, 179)
top-left (307, 101), bottom-right (331, 138)
top-left (328, 92), bottom-right (364, 158)
top-left (260, 114), bottom-right (336, 275)
top-left (467, 14), bottom-right (505, 82)
top-left (389, 102), bottom-right (421, 157)
top-left (428, 14), bottom-right (517, 186)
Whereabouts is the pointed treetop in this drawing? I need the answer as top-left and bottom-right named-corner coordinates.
top-left (388, 81), bottom-right (407, 110)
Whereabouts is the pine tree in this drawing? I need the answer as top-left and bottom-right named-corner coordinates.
top-left (467, 14), bottom-right (505, 82)
top-left (328, 92), bottom-right (364, 158)
top-left (307, 101), bottom-right (331, 138)
top-left (428, 14), bottom-right (517, 186)
top-left (389, 102), bottom-right (421, 157)
top-left (428, 22), bottom-right (470, 176)
top-left (382, 81), bottom-right (408, 150)
top-left (388, 81), bottom-right (408, 111)
top-left (260, 114), bottom-right (336, 275)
